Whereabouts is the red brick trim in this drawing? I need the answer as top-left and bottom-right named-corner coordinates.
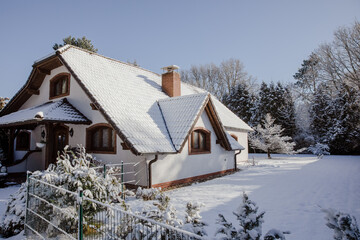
top-left (152, 169), bottom-right (234, 189)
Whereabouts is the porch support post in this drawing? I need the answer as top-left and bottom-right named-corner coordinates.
top-left (45, 123), bottom-right (53, 169)
top-left (7, 128), bottom-right (14, 164)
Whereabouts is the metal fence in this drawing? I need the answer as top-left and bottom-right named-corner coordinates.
top-left (24, 175), bottom-right (204, 240)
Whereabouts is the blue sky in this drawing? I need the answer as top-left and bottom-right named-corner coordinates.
top-left (0, 0), bottom-right (359, 98)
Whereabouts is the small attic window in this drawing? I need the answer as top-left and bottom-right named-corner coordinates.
top-left (230, 134), bottom-right (238, 141)
top-left (16, 131), bottom-right (30, 151)
top-left (86, 124), bottom-right (116, 154)
top-left (189, 127), bottom-right (211, 155)
top-left (49, 73), bottom-right (70, 99)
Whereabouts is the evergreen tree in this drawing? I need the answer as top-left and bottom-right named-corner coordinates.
top-left (234, 192), bottom-right (265, 240)
top-left (216, 192), bottom-right (265, 240)
top-left (183, 202), bottom-right (207, 236)
top-left (0, 97), bottom-right (9, 110)
top-left (326, 86), bottom-right (360, 154)
top-left (249, 114), bottom-right (296, 159)
top-left (277, 86), bottom-right (297, 139)
top-left (53, 36), bottom-right (98, 52)
top-left (309, 84), bottom-right (333, 145)
top-left (223, 82), bottom-right (254, 126)
top-left (322, 208), bottom-right (360, 240)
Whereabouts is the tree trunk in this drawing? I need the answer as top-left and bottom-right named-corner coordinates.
top-left (267, 149), bottom-right (271, 159)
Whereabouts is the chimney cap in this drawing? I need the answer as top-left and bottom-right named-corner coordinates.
top-left (161, 65), bottom-right (180, 73)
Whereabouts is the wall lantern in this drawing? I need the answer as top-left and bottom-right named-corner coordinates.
top-left (41, 129), bottom-right (46, 139)
top-left (69, 128), bottom-right (74, 137)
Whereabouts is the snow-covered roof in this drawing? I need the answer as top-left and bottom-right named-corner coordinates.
top-left (0, 98), bottom-right (91, 127)
top-left (158, 93), bottom-right (209, 151)
top-left (1, 45), bottom-right (250, 154)
top-left (58, 45), bottom-right (251, 153)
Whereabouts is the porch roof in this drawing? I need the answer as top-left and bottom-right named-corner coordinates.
top-left (0, 98), bottom-right (91, 128)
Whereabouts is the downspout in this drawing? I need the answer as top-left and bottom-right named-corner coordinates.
top-left (148, 155), bottom-right (158, 188)
top-left (234, 150), bottom-right (241, 171)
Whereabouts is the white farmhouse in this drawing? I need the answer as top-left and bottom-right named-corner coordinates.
top-left (0, 45), bottom-right (252, 188)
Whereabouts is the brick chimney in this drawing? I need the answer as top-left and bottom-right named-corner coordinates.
top-left (161, 65), bottom-right (181, 97)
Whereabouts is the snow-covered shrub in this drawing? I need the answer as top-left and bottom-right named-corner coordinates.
top-left (132, 187), bottom-right (184, 238)
top-left (183, 201), bottom-right (207, 236)
top-left (216, 192), bottom-right (265, 240)
top-left (216, 214), bottom-right (238, 239)
top-left (234, 192), bottom-right (265, 240)
top-left (308, 143), bottom-right (330, 156)
top-left (322, 208), bottom-right (360, 240)
top-left (0, 184), bottom-right (26, 237)
top-left (263, 229), bottom-right (290, 240)
top-left (136, 187), bottom-right (162, 200)
top-left (1, 146), bottom-right (125, 238)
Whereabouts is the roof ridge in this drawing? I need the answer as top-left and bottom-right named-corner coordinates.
top-left (57, 44), bottom-right (161, 77)
top-left (157, 92), bottom-right (209, 102)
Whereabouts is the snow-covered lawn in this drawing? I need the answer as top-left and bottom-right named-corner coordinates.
top-left (165, 154), bottom-right (360, 239)
top-left (0, 154), bottom-right (359, 239)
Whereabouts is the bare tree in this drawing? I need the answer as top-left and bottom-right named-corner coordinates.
top-left (181, 58), bottom-right (254, 100)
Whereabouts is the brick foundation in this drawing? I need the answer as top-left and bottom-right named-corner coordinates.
top-left (152, 169), bottom-right (235, 189)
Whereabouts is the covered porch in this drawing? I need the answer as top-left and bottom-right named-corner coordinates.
top-left (0, 98), bottom-right (91, 173)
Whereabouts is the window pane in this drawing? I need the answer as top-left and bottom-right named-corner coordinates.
top-left (61, 78), bottom-right (67, 94)
top-left (193, 132), bottom-right (199, 149)
top-left (199, 132), bottom-right (205, 150)
top-left (111, 130), bottom-right (115, 148)
top-left (55, 81), bottom-right (62, 96)
top-left (102, 128), bottom-right (109, 148)
top-left (92, 130), bottom-right (100, 148)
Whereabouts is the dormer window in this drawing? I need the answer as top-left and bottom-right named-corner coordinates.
top-left (189, 127), bottom-right (211, 154)
top-left (49, 73), bottom-right (70, 99)
top-left (230, 134), bottom-right (238, 141)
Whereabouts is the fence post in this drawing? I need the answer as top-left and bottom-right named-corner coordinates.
top-left (121, 160), bottom-right (124, 199)
top-left (78, 190), bottom-right (83, 240)
top-left (103, 164), bottom-right (106, 178)
top-left (24, 171), bottom-right (31, 234)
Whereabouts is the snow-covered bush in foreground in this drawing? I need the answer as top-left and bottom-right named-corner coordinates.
top-left (263, 229), bottom-right (290, 240)
top-left (216, 192), bottom-right (290, 240)
top-left (322, 208), bottom-right (360, 240)
top-left (0, 146), bottom-right (124, 237)
top-left (133, 187), bottom-right (207, 238)
top-left (183, 202), bottom-right (208, 236)
top-left (0, 184), bottom-right (26, 238)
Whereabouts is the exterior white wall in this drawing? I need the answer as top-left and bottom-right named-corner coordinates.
top-left (151, 111), bottom-right (235, 185)
top-left (227, 129), bottom-right (249, 162)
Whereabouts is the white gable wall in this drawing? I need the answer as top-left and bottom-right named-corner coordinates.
top-left (151, 110), bottom-right (235, 186)
top-left (227, 129), bottom-right (249, 162)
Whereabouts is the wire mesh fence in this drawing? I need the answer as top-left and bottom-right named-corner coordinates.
top-left (25, 176), bottom-right (79, 239)
top-left (24, 174), bottom-right (204, 240)
top-left (92, 161), bottom-right (137, 197)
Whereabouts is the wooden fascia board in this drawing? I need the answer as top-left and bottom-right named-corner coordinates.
top-left (205, 98), bottom-right (231, 151)
top-left (0, 55), bottom-right (62, 116)
top-left (57, 54), bottom-right (142, 156)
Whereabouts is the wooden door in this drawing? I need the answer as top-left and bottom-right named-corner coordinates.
top-left (50, 125), bottom-right (69, 165)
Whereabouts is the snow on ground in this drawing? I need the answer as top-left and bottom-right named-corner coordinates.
top-left (164, 154), bottom-right (360, 239)
top-left (0, 154), bottom-right (359, 239)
